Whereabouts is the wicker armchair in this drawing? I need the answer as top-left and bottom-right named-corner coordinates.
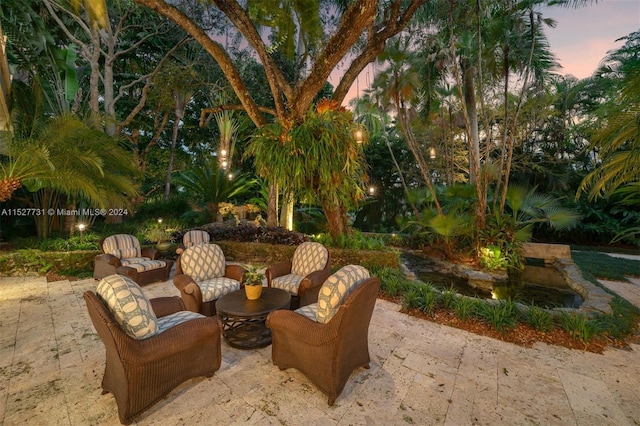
top-left (265, 241), bottom-right (331, 309)
top-left (266, 265), bottom-right (380, 405)
top-left (176, 229), bottom-right (210, 255)
top-left (84, 275), bottom-right (222, 425)
top-left (93, 234), bottom-right (173, 285)
top-left (173, 244), bottom-right (245, 316)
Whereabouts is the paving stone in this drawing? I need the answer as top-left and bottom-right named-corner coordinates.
top-left (1, 274), bottom-right (639, 425)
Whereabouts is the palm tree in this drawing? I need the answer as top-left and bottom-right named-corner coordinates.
top-left (1, 110), bottom-right (140, 238)
top-left (173, 159), bottom-right (256, 222)
top-left (578, 30), bottom-right (640, 201)
top-left (373, 37), bottom-right (443, 215)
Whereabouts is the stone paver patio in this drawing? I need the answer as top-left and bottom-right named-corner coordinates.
top-left (1, 274), bottom-right (639, 425)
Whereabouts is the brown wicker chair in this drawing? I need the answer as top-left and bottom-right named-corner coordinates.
top-left (84, 286), bottom-right (222, 424)
top-left (265, 241), bottom-right (331, 309)
top-left (266, 266), bottom-right (380, 405)
top-left (93, 234), bottom-right (173, 285)
top-left (173, 244), bottom-right (245, 316)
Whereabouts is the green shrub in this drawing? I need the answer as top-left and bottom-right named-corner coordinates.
top-left (453, 296), bottom-right (477, 321)
top-left (477, 300), bottom-right (520, 332)
top-left (401, 285), bottom-right (423, 310)
top-left (421, 285), bottom-right (438, 316)
top-left (312, 230), bottom-right (387, 251)
top-left (558, 312), bottom-right (601, 342)
top-left (526, 306), bottom-right (553, 332)
top-left (440, 286), bottom-right (457, 310)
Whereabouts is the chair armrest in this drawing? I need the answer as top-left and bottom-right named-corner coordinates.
top-left (297, 268), bottom-right (332, 307)
top-left (119, 316), bottom-right (222, 363)
top-left (266, 310), bottom-right (340, 345)
top-left (173, 274), bottom-right (202, 313)
top-left (266, 262), bottom-right (293, 286)
top-left (225, 264), bottom-right (246, 283)
top-left (95, 253), bottom-right (121, 267)
top-left (150, 296), bottom-right (185, 317)
top-left (141, 247), bottom-right (159, 259)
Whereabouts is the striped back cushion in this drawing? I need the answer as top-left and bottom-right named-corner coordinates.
top-left (316, 265), bottom-right (370, 324)
top-left (183, 230), bottom-right (210, 248)
top-left (96, 274), bottom-right (158, 340)
top-left (291, 242), bottom-right (328, 277)
top-left (103, 234), bottom-right (141, 259)
top-left (180, 244), bottom-right (226, 282)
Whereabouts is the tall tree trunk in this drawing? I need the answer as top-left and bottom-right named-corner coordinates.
top-left (322, 199), bottom-right (349, 238)
top-left (463, 62), bottom-right (480, 184)
top-left (280, 191), bottom-right (294, 230)
top-left (165, 95), bottom-right (188, 200)
top-left (266, 182), bottom-right (279, 227)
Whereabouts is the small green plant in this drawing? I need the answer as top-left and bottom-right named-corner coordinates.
top-left (421, 285), bottom-right (438, 316)
top-left (440, 285), bottom-right (457, 310)
top-left (401, 285), bottom-right (422, 310)
top-left (243, 265), bottom-right (265, 286)
top-left (453, 296), bottom-right (477, 321)
top-left (526, 305), bottom-right (553, 332)
top-left (558, 312), bottom-right (601, 342)
top-left (478, 245), bottom-right (509, 271)
top-left (477, 300), bottom-right (520, 332)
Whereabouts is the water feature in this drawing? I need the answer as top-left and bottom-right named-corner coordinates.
top-left (415, 259), bottom-right (584, 310)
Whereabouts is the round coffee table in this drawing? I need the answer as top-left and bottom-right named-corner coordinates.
top-left (215, 287), bottom-right (291, 349)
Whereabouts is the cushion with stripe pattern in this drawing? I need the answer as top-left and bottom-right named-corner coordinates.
top-left (183, 230), bottom-right (210, 248)
top-left (103, 234), bottom-right (142, 259)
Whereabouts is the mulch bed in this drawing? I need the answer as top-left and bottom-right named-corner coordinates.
top-left (378, 293), bottom-right (631, 354)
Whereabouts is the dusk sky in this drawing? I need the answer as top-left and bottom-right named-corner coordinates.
top-left (338, 0), bottom-right (639, 102)
top-left (543, 0), bottom-right (640, 79)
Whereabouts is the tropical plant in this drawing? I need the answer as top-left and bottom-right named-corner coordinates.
top-left (243, 265), bottom-right (265, 286)
top-left (525, 305), bottom-right (553, 332)
top-left (173, 159), bottom-right (256, 222)
top-left (578, 30), bottom-right (640, 202)
top-left (247, 100), bottom-right (369, 238)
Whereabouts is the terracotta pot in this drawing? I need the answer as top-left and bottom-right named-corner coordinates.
top-left (245, 285), bottom-right (262, 300)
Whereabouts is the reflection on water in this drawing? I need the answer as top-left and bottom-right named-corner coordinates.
top-left (418, 264), bottom-right (583, 309)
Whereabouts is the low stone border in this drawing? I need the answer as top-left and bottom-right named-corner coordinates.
top-left (400, 251), bottom-right (613, 317)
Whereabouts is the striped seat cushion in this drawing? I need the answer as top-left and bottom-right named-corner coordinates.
top-left (122, 259), bottom-right (167, 273)
top-left (103, 234), bottom-right (142, 259)
top-left (183, 230), bottom-right (210, 248)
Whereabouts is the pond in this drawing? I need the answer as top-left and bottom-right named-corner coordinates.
top-left (417, 261), bottom-right (584, 310)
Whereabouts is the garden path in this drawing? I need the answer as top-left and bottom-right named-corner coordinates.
top-left (0, 274), bottom-right (639, 425)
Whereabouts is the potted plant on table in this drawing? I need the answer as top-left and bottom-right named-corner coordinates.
top-left (243, 266), bottom-right (265, 300)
